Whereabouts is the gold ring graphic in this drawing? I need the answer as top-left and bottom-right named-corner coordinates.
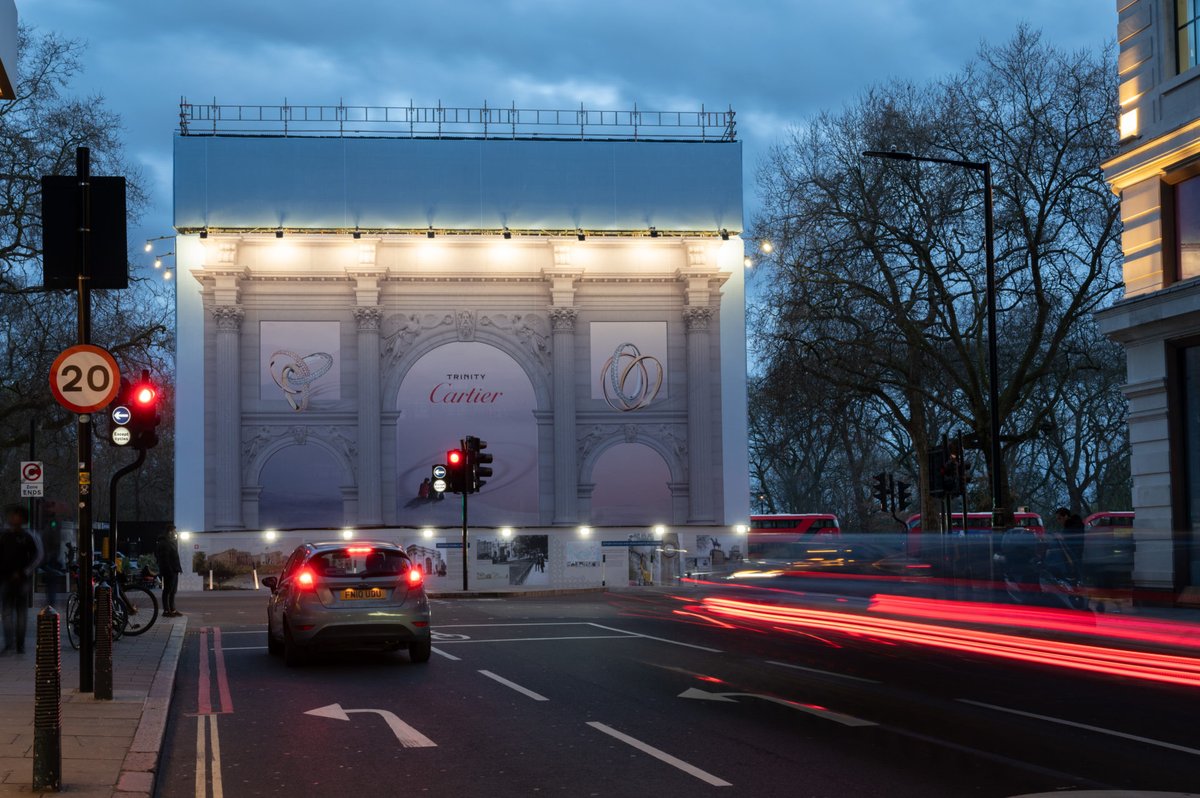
top-left (601, 343), bottom-right (663, 412)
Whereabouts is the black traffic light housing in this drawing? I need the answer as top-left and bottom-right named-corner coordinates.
top-left (125, 370), bottom-right (162, 450)
top-left (464, 435), bottom-right (493, 494)
top-left (871, 472), bottom-right (890, 512)
top-left (895, 480), bottom-right (912, 510)
top-left (445, 448), bottom-right (467, 494)
top-left (927, 447), bottom-right (948, 498)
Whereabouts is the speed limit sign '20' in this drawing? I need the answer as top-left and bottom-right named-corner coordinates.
top-left (49, 345), bottom-right (121, 414)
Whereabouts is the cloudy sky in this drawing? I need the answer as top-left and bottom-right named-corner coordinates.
top-left (19, 0), bottom-right (1116, 267)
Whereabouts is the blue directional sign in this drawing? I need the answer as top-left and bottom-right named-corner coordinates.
top-left (111, 405), bottom-right (131, 425)
top-left (432, 465), bottom-right (447, 479)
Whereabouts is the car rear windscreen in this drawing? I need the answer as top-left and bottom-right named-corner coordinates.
top-left (308, 548), bottom-right (411, 577)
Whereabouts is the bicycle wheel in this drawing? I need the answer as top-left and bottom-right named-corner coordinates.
top-left (66, 593), bottom-right (80, 650)
top-left (119, 584), bottom-right (160, 636)
top-left (111, 596), bottom-right (128, 640)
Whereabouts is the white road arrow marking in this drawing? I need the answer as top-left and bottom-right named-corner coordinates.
top-left (678, 687), bottom-right (876, 727)
top-left (304, 703), bottom-right (437, 748)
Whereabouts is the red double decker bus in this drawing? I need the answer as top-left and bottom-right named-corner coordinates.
top-left (748, 514), bottom-right (840, 558)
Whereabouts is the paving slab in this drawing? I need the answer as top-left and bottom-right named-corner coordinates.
top-left (0, 603), bottom-right (187, 798)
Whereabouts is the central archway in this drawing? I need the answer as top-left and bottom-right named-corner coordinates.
top-left (394, 341), bottom-right (539, 525)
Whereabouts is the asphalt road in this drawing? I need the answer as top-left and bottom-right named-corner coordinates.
top-left (157, 588), bottom-right (1200, 798)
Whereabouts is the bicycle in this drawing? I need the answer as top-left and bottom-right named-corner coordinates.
top-left (65, 561), bottom-right (160, 649)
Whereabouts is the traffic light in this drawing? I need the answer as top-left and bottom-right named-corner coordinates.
top-left (114, 370), bottom-right (162, 450)
top-left (129, 370), bottom-right (162, 449)
top-left (927, 447), bottom-right (947, 498)
top-left (895, 480), bottom-right (912, 510)
top-left (871, 472), bottom-right (890, 512)
top-left (464, 435), bottom-right (493, 494)
top-left (445, 448), bottom-right (467, 494)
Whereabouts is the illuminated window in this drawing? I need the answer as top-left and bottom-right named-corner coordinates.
top-left (1179, 0), bottom-right (1200, 73)
top-left (1178, 175), bottom-right (1200, 281)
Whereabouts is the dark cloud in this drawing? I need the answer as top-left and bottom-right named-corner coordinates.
top-left (18, 0), bottom-right (1115, 256)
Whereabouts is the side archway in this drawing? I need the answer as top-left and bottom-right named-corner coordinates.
top-left (586, 441), bottom-right (675, 526)
top-left (255, 440), bottom-right (354, 528)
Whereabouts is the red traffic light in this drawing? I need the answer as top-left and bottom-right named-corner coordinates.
top-left (134, 385), bottom-right (157, 405)
top-left (447, 449), bottom-right (463, 466)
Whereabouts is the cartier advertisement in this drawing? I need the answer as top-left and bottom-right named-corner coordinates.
top-left (395, 341), bottom-right (539, 525)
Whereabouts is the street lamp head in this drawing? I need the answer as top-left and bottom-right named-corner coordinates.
top-left (862, 149), bottom-right (916, 161)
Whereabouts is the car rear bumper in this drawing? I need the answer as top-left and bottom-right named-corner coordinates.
top-left (286, 605), bottom-right (431, 650)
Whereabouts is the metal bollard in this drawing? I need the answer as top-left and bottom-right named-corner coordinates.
top-left (33, 607), bottom-right (61, 792)
top-left (94, 584), bottom-right (113, 701)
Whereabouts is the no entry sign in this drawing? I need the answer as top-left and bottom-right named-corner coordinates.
top-left (49, 344), bottom-right (120, 414)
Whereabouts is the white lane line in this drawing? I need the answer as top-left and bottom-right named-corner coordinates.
top-left (766, 660), bottom-right (882, 684)
top-left (587, 722), bottom-right (731, 787)
top-left (194, 715), bottom-right (205, 798)
top-left (431, 647), bottom-right (461, 661)
top-left (208, 714), bottom-right (225, 798)
top-left (588, 623), bottom-right (723, 653)
top-left (479, 670), bottom-right (550, 701)
top-left (218, 629), bottom-right (267, 635)
top-left (433, 634), bottom-right (636, 644)
top-left (437, 622), bottom-right (591, 628)
top-left (958, 700), bottom-right (1200, 757)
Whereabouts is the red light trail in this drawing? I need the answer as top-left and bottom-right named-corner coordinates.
top-left (701, 597), bottom-right (1200, 688)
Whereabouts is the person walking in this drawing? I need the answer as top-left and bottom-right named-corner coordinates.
top-left (156, 528), bottom-right (184, 618)
top-left (1054, 507), bottom-right (1086, 570)
top-left (1, 505), bottom-right (41, 654)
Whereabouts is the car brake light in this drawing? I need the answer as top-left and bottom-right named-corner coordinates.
top-left (347, 546), bottom-right (372, 554)
top-left (406, 568), bottom-right (423, 588)
top-left (297, 568), bottom-right (315, 589)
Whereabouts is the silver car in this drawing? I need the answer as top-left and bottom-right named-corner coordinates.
top-left (263, 541), bottom-right (432, 666)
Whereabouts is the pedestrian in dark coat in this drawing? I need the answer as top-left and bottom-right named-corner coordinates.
top-left (156, 528), bottom-right (184, 617)
top-left (0, 505), bottom-right (40, 654)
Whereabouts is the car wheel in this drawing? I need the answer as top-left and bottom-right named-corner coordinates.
top-left (409, 637), bottom-right (432, 664)
top-left (283, 621), bottom-right (305, 668)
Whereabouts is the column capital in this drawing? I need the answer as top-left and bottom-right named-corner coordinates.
top-left (212, 305), bottom-right (245, 331)
top-left (548, 306), bottom-right (579, 332)
top-left (353, 305), bottom-right (384, 331)
top-left (683, 305), bottom-right (713, 332)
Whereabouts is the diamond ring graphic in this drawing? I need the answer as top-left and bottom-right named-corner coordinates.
top-left (269, 350), bottom-right (334, 412)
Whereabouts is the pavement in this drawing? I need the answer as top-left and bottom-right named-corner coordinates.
top-left (153, 588), bottom-right (1200, 797)
top-left (0, 600), bottom-right (187, 797)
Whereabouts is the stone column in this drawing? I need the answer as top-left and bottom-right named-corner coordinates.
top-left (550, 307), bottom-right (579, 524)
top-left (684, 305), bottom-right (715, 523)
top-left (354, 305), bottom-right (384, 526)
top-left (212, 305), bottom-right (244, 530)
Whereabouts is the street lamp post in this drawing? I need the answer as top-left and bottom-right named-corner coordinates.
top-left (862, 150), bottom-right (1007, 530)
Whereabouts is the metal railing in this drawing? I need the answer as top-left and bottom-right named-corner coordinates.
top-left (178, 99), bottom-right (736, 142)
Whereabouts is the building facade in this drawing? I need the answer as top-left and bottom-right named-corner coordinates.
top-left (1098, 1), bottom-right (1200, 598)
top-left (172, 103), bottom-right (749, 534)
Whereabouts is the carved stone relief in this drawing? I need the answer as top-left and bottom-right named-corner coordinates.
top-left (242, 424), bottom-right (359, 480)
top-left (577, 423), bottom-right (687, 479)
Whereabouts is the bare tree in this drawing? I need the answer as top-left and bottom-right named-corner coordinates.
top-left (749, 27), bottom-right (1124, 525)
top-left (0, 27), bottom-right (174, 523)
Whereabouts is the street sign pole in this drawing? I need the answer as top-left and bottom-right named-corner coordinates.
top-left (75, 146), bottom-right (94, 693)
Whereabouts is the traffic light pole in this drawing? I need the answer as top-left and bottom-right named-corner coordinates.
top-left (461, 489), bottom-right (469, 592)
top-left (75, 146), bottom-right (94, 693)
top-left (107, 448), bottom-right (147, 567)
